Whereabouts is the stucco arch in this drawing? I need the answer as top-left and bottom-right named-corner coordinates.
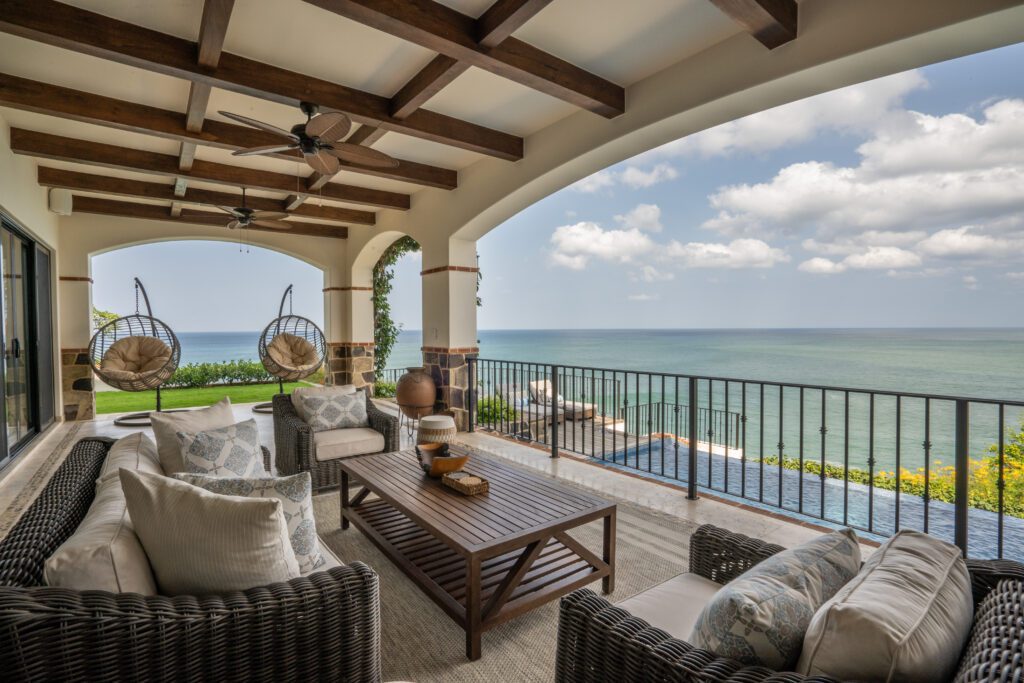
top-left (370, 0), bottom-right (1024, 249)
top-left (347, 229), bottom-right (411, 286)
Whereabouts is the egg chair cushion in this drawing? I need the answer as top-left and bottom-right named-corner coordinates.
top-left (265, 333), bottom-right (319, 375)
top-left (100, 335), bottom-right (173, 381)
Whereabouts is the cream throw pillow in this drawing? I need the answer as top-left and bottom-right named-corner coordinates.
top-left (97, 432), bottom-right (162, 485)
top-left (291, 384), bottom-right (355, 421)
top-left (176, 418), bottom-right (268, 478)
top-left (120, 469), bottom-right (300, 595)
top-left (44, 474), bottom-right (158, 595)
top-left (151, 397), bottom-right (234, 474)
top-left (797, 529), bottom-right (973, 683)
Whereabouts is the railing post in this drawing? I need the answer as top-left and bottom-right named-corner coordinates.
top-left (687, 377), bottom-right (698, 500)
top-left (954, 399), bottom-right (970, 556)
top-left (550, 364), bottom-right (559, 458)
top-left (467, 357), bottom-right (476, 433)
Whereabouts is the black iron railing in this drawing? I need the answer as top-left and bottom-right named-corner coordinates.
top-left (378, 367), bottom-right (404, 385)
top-left (467, 357), bottom-right (1024, 561)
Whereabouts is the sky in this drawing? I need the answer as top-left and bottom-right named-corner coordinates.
top-left (95, 42), bottom-right (1024, 332)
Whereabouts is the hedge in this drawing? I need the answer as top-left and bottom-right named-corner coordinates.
top-left (164, 360), bottom-right (277, 388)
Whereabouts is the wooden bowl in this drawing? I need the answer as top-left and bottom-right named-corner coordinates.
top-left (416, 443), bottom-right (469, 478)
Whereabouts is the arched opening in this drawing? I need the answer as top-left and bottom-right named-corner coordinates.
top-left (87, 240), bottom-right (327, 415)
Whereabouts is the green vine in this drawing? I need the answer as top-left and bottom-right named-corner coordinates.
top-left (373, 236), bottom-right (420, 375)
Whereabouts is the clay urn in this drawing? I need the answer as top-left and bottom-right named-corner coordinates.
top-left (396, 366), bottom-right (436, 419)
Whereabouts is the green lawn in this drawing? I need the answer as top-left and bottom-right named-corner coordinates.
top-left (95, 382), bottom-right (308, 414)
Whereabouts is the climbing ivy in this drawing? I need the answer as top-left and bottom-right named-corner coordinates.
top-left (373, 236), bottom-right (420, 375)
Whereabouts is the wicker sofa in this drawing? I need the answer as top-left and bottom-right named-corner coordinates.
top-left (0, 437), bottom-right (382, 682)
top-left (556, 524), bottom-right (1024, 683)
top-left (273, 388), bottom-right (399, 492)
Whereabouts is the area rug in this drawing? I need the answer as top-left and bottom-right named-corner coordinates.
top-left (313, 455), bottom-right (700, 683)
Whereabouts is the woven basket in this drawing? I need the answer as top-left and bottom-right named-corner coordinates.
top-left (443, 471), bottom-right (489, 496)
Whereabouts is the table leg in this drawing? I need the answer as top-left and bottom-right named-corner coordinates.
top-left (466, 555), bottom-right (482, 660)
top-left (603, 508), bottom-right (616, 594)
top-left (341, 470), bottom-right (350, 530)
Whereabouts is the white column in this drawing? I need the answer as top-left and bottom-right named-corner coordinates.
top-left (56, 245), bottom-right (94, 420)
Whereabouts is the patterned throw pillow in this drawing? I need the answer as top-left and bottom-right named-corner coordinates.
top-left (176, 418), bottom-right (268, 478)
top-left (689, 528), bottom-right (861, 670)
top-left (296, 390), bottom-right (369, 432)
top-left (173, 472), bottom-right (324, 574)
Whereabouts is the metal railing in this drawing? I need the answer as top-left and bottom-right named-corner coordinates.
top-left (467, 357), bottom-right (1024, 561)
top-left (377, 367), bottom-right (404, 385)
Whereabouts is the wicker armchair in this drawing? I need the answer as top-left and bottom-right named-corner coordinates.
top-left (273, 388), bottom-right (399, 492)
top-left (556, 524), bottom-right (1024, 683)
top-left (0, 437), bottom-right (382, 683)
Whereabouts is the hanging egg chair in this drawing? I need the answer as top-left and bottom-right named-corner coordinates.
top-left (89, 278), bottom-right (182, 427)
top-left (253, 284), bottom-right (326, 413)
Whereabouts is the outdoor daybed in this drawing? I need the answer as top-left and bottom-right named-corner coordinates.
top-left (0, 436), bottom-right (382, 682)
top-left (556, 524), bottom-right (1024, 682)
top-left (529, 379), bottom-right (596, 420)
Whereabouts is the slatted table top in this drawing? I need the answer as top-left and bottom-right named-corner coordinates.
top-left (339, 448), bottom-right (614, 555)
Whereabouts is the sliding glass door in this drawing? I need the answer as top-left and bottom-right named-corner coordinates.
top-left (0, 215), bottom-right (54, 468)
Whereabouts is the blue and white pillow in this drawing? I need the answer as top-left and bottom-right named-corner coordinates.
top-left (690, 528), bottom-right (861, 670)
top-left (176, 418), bottom-right (268, 478)
top-left (173, 472), bottom-right (324, 574)
top-left (295, 391), bottom-right (369, 432)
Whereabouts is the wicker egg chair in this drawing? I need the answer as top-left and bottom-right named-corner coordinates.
top-left (253, 285), bottom-right (326, 414)
top-left (89, 278), bottom-right (182, 427)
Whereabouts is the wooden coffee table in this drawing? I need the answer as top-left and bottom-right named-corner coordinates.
top-left (338, 449), bottom-right (616, 660)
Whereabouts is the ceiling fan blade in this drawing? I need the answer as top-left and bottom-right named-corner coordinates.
top-left (324, 142), bottom-right (400, 169)
top-left (253, 219), bottom-right (292, 230)
top-left (304, 149), bottom-right (340, 176)
top-left (218, 111), bottom-right (299, 141)
top-left (305, 111), bottom-right (351, 142)
top-left (215, 205), bottom-right (243, 217)
top-left (232, 143), bottom-right (297, 157)
top-left (226, 219), bottom-right (241, 230)
top-left (252, 211), bottom-right (290, 221)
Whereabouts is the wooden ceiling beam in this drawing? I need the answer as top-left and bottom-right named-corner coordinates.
top-left (303, 0), bottom-right (623, 118)
top-left (0, 73), bottom-right (458, 190)
top-left (391, 56), bottom-right (469, 120)
top-left (0, 0), bottom-right (522, 160)
top-left (345, 124), bottom-right (388, 147)
top-left (37, 167), bottom-right (374, 225)
top-left (709, 0), bottom-right (797, 49)
top-left (72, 196), bottom-right (349, 239)
top-left (180, 1), bottom-right (236, 171)
top-left (476, 0), bottom-right (553, 48)
top-left (11, 128), bottom-right (408, 210)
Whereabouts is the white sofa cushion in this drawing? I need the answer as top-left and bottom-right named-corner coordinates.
top-left (120, 469), bottom-right (300, 595)
top-left (151, 397), bottom-right (235, 474)
top-left (291, 384), bottom-right (355, 420)
top-left (174, 472), bottom-right (324, 574)
top-left (176, 418), bottom-right (268, 478)
top-left (97, 432), bottom-right (162, 485)
top-left (690, 528), bottom-right (861, 670)
top-left (312, 540), bottom-right (344, 575)
top-left (44, 473), bottom-right (158, 595)
top-left (797, 529), bottom-right (973, 683)
top-left (618, 573), bottom-right (722, 640)
top-left (314, 427), bottom-right (385, 461)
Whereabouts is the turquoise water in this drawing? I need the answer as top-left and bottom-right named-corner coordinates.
top-left (177, 331), bottom-right (263, 364)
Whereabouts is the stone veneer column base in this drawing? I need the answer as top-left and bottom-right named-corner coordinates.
top-left (61, 348), bottom-right (95, 421)
top-left (422, 346), bottom-right (479, 431)
top-left (326, 343), bottom-right (375, 390)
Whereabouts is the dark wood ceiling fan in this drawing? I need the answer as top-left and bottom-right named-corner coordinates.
top-left (220, 101), bottom-right (399, 175)
top-left (214, 187), bottom-right (291, 230)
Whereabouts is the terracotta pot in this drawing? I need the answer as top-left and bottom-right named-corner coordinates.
top-left (396, 366), bottom-right (436, 419)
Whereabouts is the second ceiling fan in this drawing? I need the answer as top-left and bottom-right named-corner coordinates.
top-left (221, 101), bottom-right (399, 176)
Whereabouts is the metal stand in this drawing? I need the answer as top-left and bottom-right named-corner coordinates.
top-left (252, 379), bottom-right (285, 414)
top-left (113, 387), bottom-right (191, 427)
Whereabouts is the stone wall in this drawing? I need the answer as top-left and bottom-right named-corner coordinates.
top-left (422, 346), bottom-right (478, 431)
top-left (61, 347), bottom-right (94, 421)
top-left (326, 342), bottom-right (375, 390)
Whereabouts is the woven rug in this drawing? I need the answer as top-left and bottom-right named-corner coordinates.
top-left (314, 455), bottom-right (700, 683)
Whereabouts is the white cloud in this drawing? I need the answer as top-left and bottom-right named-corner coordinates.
top-left (614, 204), bottom-right (663, 232)
top-left (570, 170), bottom-right (615, 193)
top-left (802, 230), bottom-right (926, 256)
top-left (549, 221), bottom-right (654, 269)
top-left (1005, 272), bottom-right (1024, 281)
top-left (665, 238), bottom-right (789, 269)
top-left (799, 257), bottom-right (847, 274)
top-left (570, 165), bottom-right (678, 192)
top-left (917, 226), bottom-right (1024, 258)
top-left (628, 293), bottom-right (658, 301)
top-left (963, 275), bottom-right (979, 290)
top-left (799, 247), bottom-right (921, 274)
top-left (636, 70), bottom-right (927, 161)
top-left (618, 163), bottom-right (678, 189)
top-left (633, 265), bottom-right (674, 282)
